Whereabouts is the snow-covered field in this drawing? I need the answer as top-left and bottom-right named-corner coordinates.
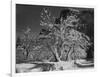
top-left (16, 60), bottom-right (94, 73)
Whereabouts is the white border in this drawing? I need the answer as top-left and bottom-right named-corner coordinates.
top-left (11, 0), bottom-right (96, 77)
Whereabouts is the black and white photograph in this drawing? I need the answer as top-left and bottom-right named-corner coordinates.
top-left (15, 4), bottom-right (94, 73)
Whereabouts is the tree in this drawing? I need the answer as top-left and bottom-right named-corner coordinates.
top-left (39, 8), bottom-right (91, 70)
top-left (21, 27), bottom-right (39, 59)
top-left (16, 36), bottom-right (22, 48)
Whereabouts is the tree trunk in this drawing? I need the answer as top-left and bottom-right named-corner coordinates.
top-left (67, 46), bottom-right (73, 61)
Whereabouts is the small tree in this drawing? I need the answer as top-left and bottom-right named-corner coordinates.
top-left (21, 27), bottom-right (39, 59)
top-left (16, 36), bottom-right (22, 48)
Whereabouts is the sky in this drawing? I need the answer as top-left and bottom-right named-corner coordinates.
top-left (16, 4), bottom-right (66, 36)
top-left (16, 4), bottom-right (94, 38)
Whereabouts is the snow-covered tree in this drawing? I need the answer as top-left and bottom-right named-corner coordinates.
top-left (39, 8), bottom-right (91, 70)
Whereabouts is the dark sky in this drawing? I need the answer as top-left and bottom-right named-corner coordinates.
top-left (16, 4), bottom-right (66, 36)
top-left (16, 4), bottom-right (94, 37)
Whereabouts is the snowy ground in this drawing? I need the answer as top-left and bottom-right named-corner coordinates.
top-left (16, 59), bottom-right (94, 73)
